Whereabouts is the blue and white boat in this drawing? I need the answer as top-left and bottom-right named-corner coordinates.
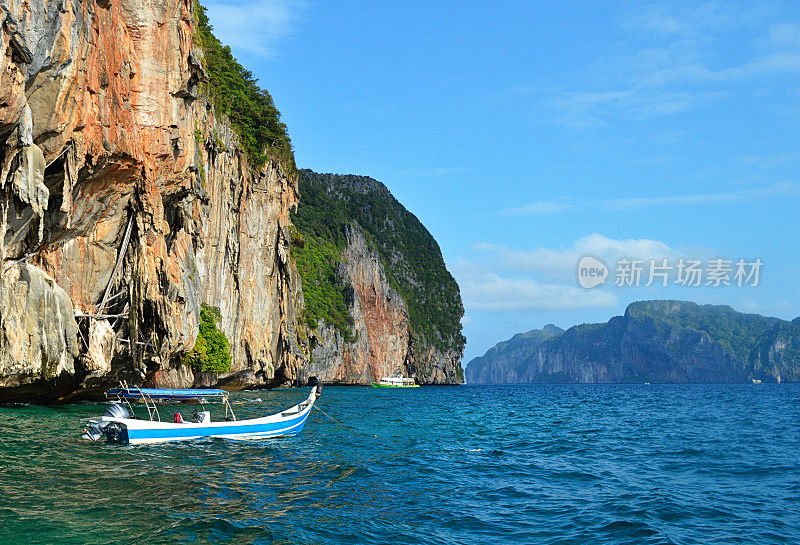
top-left (82, 379), bottom-right (321, 445)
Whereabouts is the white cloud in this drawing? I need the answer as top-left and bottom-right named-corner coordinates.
top-left (624, 1), bottom-right (760, 37)
top-left (461, 274), bottom-right (618, 311)
top-left (600, 181), bottom-right (800, 211)
top-left (396, 167), bottom-right (469, 177)
top-left (714, 52), bottom-right (800, 81)
top-left (204, 0), bottom-right (306, 59)
top-left (630, 10), bottom-right (683, 35)
top-left (505, 182), bottom-right (800, 215)
top-left (768, 23), bottom-right (800, 49)
top-left (475, 234), bottom-right (682, 280)
top-left (730, 297), bottom-right (798, 317)
top-left (739, 151), bottom-right (800, 168)
top-left (503, 3), bottom-right (800, 126)
top-left (456, 233), bottom-right (733, 312)
top-left (547, 83), bottom-right (726, 125)
top-left (503, 200), bottom-right (577, 215)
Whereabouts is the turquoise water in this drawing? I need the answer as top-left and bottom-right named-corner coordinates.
top-left (1, 384), bottom-right (799, 544)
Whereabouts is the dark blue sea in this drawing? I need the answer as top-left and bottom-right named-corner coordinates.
top-left (1, 384), bottom-right (799, 544)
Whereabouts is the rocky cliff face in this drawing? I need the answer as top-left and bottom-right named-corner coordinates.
top-left (465, 324), bottom-right (563, 384)
top-left (291, 171), bottom-right (465, 384)
top-left (299, 226), bottom-right (411, 384)
top-left (466, 301), bottom-right (800, 384)
top-left (0, 0), bottom-right (306, 401)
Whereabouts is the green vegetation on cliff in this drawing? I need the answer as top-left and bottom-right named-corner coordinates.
top-left (291, 170), bottom-right (465, 354)
top-left (183, 304), bottom-right (231, 373)
top-left (625, 300), bottom-right (781, 357)
top-left (291, 230), bottom-right (356, 342)
top-left (194, 2), bottom-right (295, 171)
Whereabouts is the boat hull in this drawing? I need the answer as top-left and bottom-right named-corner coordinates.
top-left (371, 383), bottom-right (420, 388)
top-left (121, 410), bottom-right (311, 444)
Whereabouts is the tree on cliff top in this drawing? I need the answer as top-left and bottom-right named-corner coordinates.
top-left (194, 2), bottom-right (296, 172)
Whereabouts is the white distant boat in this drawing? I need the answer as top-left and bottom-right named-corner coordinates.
top-left (752, 379), bottom-right (762, 384)
top-left (372, 376), bottom-right (419, 388)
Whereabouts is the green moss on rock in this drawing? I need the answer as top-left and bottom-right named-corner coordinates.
top-left (184, 304), bottom-right (231, 373)
top-left (291, 233), bottom-right (356, 342)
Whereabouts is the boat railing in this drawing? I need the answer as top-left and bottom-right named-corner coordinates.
top-left (223, 396), bottom-right (236, 421)
top-left (114, 381), bottom-right (139, 421)
top-left (134, 385), bottom-right (161, 422)
top-left (105, 384), bottom-right (239, 423)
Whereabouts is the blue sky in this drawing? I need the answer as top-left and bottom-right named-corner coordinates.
top-left (204, 0), bottom-right (800, 363)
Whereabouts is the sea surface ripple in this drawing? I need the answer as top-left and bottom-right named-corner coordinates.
top-left (1, 384), bottom-right (799, 544)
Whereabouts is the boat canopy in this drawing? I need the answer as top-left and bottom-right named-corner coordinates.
top-left (106, 387), bottom-right (229, 400)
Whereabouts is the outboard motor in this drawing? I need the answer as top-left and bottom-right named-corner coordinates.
top-left (83, 404), bottom-right (131, 442)
top-left (104, 403), bottom-right (131, 442)
top-left (308, 376), bottom-right (322, 396)
top-left (103, 422), bottom-right (127, 443)
top-left (104, 403), bottom-right (131, 419)
top-left (83, 422), bottom-right (106, 442)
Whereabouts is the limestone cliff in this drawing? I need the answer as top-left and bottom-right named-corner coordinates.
top-left (298, 225), bottom-right (412, 384)
top-left (464, 324), bottom-right (563, 384)
top-left (0, 0), bottom-right (306, 401)
top-left (0, 0), bottom-right (467, 402)
top-left (291, 171), bottom-right (465, 385)
top-left (465, 301), bottom-right (800, 384)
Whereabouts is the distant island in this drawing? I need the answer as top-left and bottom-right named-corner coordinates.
top-left (465, 300), bottom-right (800, 384)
